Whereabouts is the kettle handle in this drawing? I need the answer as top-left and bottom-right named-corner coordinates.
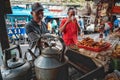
top-left (37, 34), bottom-right (66, 62)
top-left (57, 37), bottom-right (66, 62)
top-left (3, 45), bottom-right (22, 69)
top-left (24, 49), bottom-right (37, 60)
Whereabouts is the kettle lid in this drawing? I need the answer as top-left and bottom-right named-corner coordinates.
top-left (7, 58), bottom-right (25, 69)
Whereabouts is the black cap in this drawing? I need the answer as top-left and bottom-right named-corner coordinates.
top-left (32, 2), bottom-right (44, 12)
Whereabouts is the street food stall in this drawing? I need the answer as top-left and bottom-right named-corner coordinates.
top-left (66, 0), bottom-right (120, 76)
top-left (66, 0), bottom-right (120, 74)
top-left (65, 36), bottom-right (111, 80)
top-left (0, 0), bottom-right (120, 80)
top-left (1, 34), bottom-right (120, 80)
top-left (65, 34), bottom-right (120, 80)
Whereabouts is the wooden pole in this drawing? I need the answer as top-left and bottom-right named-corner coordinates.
top-left (0, 0), bottom-right (10, 51)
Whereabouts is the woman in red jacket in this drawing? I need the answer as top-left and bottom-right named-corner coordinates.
top-left (59, 7), bottom-right (80, 46)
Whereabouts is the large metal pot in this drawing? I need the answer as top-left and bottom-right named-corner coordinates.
top-left (1, 45), bottom-right (32, 80)
top-left (30, 34), bottom-right (69, 80)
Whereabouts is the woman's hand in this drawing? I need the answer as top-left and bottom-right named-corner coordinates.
top-left (66, 17), bottom-right (72, 23)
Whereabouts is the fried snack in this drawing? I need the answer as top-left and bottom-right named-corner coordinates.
top-left (77, 37), bottom-right (108, 49)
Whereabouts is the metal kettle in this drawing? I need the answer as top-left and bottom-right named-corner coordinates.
top-left (1, 45), bottom-right (32, 80)
top-left (29, 34), bottom-right (69, 80)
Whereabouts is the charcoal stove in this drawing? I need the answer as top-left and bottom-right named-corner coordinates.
top-left (66, 49), bottom-right (107, 80)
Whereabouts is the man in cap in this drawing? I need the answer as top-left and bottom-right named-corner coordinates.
top-left (25, 2), bottom-right (49, 49)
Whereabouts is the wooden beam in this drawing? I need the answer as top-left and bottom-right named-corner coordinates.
top-left (0, 1), bottom-right (10, 51)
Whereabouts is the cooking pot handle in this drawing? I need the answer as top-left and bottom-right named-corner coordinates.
top-left (3, 45), bottom-right (22, 69)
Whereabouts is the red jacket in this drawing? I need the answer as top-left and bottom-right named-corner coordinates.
top-left (60, 18), bottom-right (79, 46)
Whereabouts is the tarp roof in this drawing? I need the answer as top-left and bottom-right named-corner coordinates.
top-left (7, 9), bottom-right (31, 16)
top-left (7, 6), bottom-right (54, 17)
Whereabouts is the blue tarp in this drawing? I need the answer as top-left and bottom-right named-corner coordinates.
top-left (7, 9), bottom-right (31, 16)
top-left (7, 6), bottom-right (54, 17)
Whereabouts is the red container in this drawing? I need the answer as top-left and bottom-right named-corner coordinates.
top-left (78, 43), bottom-right (111, 52)
top-left (112, 6), bottom-right (120, 14)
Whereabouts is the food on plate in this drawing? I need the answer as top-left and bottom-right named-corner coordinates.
top-left (77, 37), bottom-right (109, 49)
